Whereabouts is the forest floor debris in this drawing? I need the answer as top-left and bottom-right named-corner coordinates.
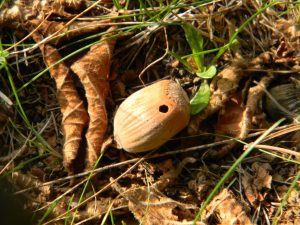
top-left (0, 1), bottom-right (299, 224)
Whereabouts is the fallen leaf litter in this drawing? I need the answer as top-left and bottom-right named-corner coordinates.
top-left (0, 1), bottom-right (299, 224)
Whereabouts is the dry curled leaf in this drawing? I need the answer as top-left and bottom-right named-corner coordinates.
top-left (111, 180), bottom-right (202, 225)
top-left (0, 0), bottom-right (87, 28)
top-left (215, 74), bottom-right (273, 139)
top-left (154, 157), bottom-right (197, 191)
top-left (240, 75), bottom-right (274, 140)
top-left (204, 188), bottom-right (252, 225)
top-left (9, 171), bottom-right (51, 206)
top-left (242, 162), bottom-right (272, 206)
top-left (27, 21), bottom-right (116, 173)
top-left (214, 93), bottom-right (245, 137)
top-left (37, 42), bottom-right (89, 174)
top-left (71, 28), bottom-right (116, 169)
top-left (188, 171), bottom-right (214, 201)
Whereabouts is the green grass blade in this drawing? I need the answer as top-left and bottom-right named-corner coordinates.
top-left (0, 0), bottom-right (6, 11)
top-left (211, 0), bottom-right (279, 64)
top-left (70, 153), bottom-right (104, 225)
top-left (37, 198), bottom-right (61, 225)
top-left (5, 65), bottom-right (60, 157)
top-left (182, 23), bottom-right (204, 71)
top-left (193, 118), bottom-right (285, 224)
top-left (65, 194), bottom-right (75, 225)
top-left (125, 0), bottom-right (130, 10)
top-left (167, 50), bottom-right (193, 72)
top-left (138, 0), bottom-right (153, 20)
top-left (272, 170), bottom-right (300, 225)
top-left (109, 205), bottom-right (115, 225)
top-left (112, 0), bottom-right (122, 9)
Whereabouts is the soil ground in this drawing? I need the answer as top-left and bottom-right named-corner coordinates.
top-left (0, 1), bottom-right (299, 225)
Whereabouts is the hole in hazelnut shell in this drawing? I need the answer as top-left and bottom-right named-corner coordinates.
top-left (159, 104), bottom-right (169, 113)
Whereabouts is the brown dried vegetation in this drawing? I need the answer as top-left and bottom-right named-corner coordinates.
top-left (25, 19), bottom-right (116, 173)
top-left (0, 0), bottom-right (299, 225)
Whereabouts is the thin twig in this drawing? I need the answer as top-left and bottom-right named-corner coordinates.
top-left (250, 144), bottom-right (300, 158)
top-left (0, 138), bottom-right (30, 174)
top-left (5, 13), bottom-right (51, 52)
top-left (43, 155), bottom-right (148, 225)
top-left (138, 27), bottom-right (169, 84)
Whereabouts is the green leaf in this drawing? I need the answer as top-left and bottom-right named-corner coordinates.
top-left (0, 50), bottom-right (8, 66)
top-left (212, 38), bottom-right (238, 64)
top-left (190, 82), bottom-right (210, 115)
top-left (112, 0), bottom-right (122, 9)
top-left (182, 23), bottom-right (204, 71)
top-left (196, 65), bottom-right (217, 79)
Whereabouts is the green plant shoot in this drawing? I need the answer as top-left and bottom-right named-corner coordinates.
top-left (182, 23), bottom-right (204, 72)
top-left (190, 81), bottom-right (210, 115)
top-left (196, 65), bottom-right (217, 79)
top-left (182, 23), bottom-right (217, 115)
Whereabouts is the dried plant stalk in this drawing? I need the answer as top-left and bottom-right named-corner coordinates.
top-left (71, 30), bottom-right (116, 169)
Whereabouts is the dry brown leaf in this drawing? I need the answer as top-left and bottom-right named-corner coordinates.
top-left (154, 157), bottom-right (197, 191)
top-left (37, 42), bottom-right (89, 173)
top-left (71, 28), bottom-right (116, 169)
top-left (27, 20), bottom-right (116, 173)
top-left (27, 25), bottom-right (89, 174)
top-left (9, 172), bottom-right (51, 205)
top-left (188, 172), bottom-right (214, 201)
top-left (111, 181), bottom-right (202, 225)
top-left (83, 197), bottom-right (128, 220)
top-left (214, 93), bottom-right (245, 137)
top-left (241, 172), bottom-right (257, 206)
top-left (27, 19), bottom-right (112, 46)
top-left (204, 188), bottom-right (252, 225)
top-left (205, 74), bottom-right (274, 159)
top-left (0, 0), bottom-right (87, 28)
top-left (251, 162), bottom-right (272, 190)
top-left (242, 162), bottom-right (272, 205)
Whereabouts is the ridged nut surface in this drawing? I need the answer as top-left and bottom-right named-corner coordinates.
top-left (114, 79), bottom-right (190, 153)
